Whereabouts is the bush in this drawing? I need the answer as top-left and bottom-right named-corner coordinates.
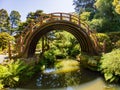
top-left (107, 32), bottom-right (120, 49)
top-left (100, 49), bottom-right (120, 82)
top-left (89, 19), bottom-right (104, 32)
top-left (108, 32), bottom-right (120, 41)
top-left (96, 33), bottom-right (112, 52)
top-left (115, 40), bottom-right (120, 48)
top-left (0, 59), bottom-right (35, 89)
top-left (80, 53), bottom-right (101, 71)
top-left (42, 50), bottom-right (56, 68)
top-left (0, 32), bottom-right (14, 51)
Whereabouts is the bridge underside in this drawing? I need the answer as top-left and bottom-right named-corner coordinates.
top-left (22, 20), bottom-right (97, 58)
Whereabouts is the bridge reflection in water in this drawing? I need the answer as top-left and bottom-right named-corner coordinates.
top-left (12, 60), bottom-right (119, 90)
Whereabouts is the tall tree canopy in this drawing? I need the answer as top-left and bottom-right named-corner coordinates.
top-left (93, 0), bottom-right (120, 32)
top-left (27, 10), bottom-right (44, 21)
top-left (0, 9), bottom-right (9, 32)
top-left (73, 0), bottom-right (120, 32)
top-left (113, 0), bottom-right (120, 14)
top-left (73, 0), bottom-right (95, 13)
top-left (9, 10), bottom-right (21, 35)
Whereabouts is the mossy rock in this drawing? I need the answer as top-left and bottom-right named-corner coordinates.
top-left (80, 54), bottom-right (101, 71)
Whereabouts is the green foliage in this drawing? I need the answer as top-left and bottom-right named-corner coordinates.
top-left (41, 50), bottom-right (56, 68)
top-left (27, 10), bottom-right (44, 21)
top-left (0, 59), bottom-right (35, 89)
top-left (96, 33), bottom-right (112, 52)
top-left (89, 19), bottom-right (104, 32)
top-left (0, 59), bottom-right (23, 88)
top-left (68, 45), bottom-right (80, 58)
top-left (73, 0), bottom-right (95, 13)
top-left (80, 53), bottom-right (100, 71)
top-left (0, 9), bottom-right (9, 32)
top-left (73, 0), bottom-right (120, 32)
top-left (115, 40), bottom-right (120, 48)
top-left (9, 10), bottom-right (21, 35)
top-left (108, 32), bottom-right (120, 42)
top-left (80, 12), bottom-right (91, 21)
top-left (0, 32), bottom-right (14, 50)
top-left (100, 49), bottom-right (120, 82)
top-left (107, 32), bottom-right (120, 49)
top-left (38, 31), bottom-right (80, 68)
top-left (40, 31), bottom-right (80, 59)
top-left (94, 0), bottom-right (120, 32)
top-left (17, 22), bottom-right (29, 33)
top-left (113, 0), bottom-right (120, 14)
top-left (55, 59), bottom-right (80, 73)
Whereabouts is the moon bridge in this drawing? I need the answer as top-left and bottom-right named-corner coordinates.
top-left (16, 12), bottom-right (100, 58)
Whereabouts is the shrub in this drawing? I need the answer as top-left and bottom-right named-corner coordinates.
top-left (96, 33), bottom-right (112, 52)
top-left (108, 32), bottom-right (120, 42)
top-left (115, 40), bottom-right (120, 48)
top-left (107, 32), bottom-right (120, 49)
top-left (80, 53), bottom-right (101, 71)
top-left (0, 32), bottom-right (14, 51)
top-left (89, 19), bottom-right (104, 32)
top-left (100, 49), bottom-right (120, 82)
top-left (0, 59), bottom-right (24, 88)
top-left (0, 59), bottom-right (35, 89)
top-left (42, 50), bottom-right (56, 68)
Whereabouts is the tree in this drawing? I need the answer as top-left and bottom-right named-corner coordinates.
top-left (92, 0), bottom-right (120, 32)
top-left (17, 22), bottom-right (28, 33)
top-left (95, 0), bottom-right (114, 18)
top-left (113, 0), bottom-right (120, 14)
top-left (73, 0), bottom-right (95, 13)
top-left (80, 11), bottom-right (91, 21)
top-left (27, 10), bottom-right (44, 21)
top-left (0, 9), bottom-right (9, 32)
top-left (0, 32), bottom-right (14, 50)
top-left (9, 10), bottom-right (21, 35)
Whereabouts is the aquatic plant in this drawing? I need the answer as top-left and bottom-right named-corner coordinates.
top-left (55, 59), bottom-right (80, 73)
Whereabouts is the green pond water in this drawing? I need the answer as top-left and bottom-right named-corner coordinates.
top-left (9, 60), bottom-right (120, 90)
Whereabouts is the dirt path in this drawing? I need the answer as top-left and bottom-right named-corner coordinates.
top-left (0, 55), bottom-right (8, 63)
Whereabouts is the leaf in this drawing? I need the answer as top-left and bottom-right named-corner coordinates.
top-left (109, 76), bottom-right (116, 83)
top-left (0, 83), bottom-right (4, 89)
top-left (104, 73), bottom-right (113, 81)
top-left (13, 76), bottom-right (19, 82)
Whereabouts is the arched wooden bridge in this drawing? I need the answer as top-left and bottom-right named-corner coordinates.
top-left (16, 12), bottom-right (100, 58)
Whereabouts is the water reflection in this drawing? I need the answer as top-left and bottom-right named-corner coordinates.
top-left (16, 60), bottom-right (120, 90)
top-left (34, 60), bottom-right (100, 89)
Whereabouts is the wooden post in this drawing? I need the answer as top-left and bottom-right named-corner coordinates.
top-left (50, 14), bottom-right (53, 21)
top-left (60, 13), bottom-right (62, 20)
top-left (78, 17), bottom-right (81, 26)
top-left (40, 16), bottom-right (43, 25)
top-left (20, 35), bottom-right (23, 53)
top-left (8, 41), bottom-right (12, 59)
top-left (30, 21), bottom-right (34, 33)
top-left (103, 40), bottom-right (106, 53)
top-left (42, 36), bottom-right (44, 53)
top-left (69, 15), bottom-right (72, 22)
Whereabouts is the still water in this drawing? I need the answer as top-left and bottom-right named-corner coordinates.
top-left (10, 60), bottom-right (120, 90)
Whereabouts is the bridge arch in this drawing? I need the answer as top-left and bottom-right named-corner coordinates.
top-left (22, 20), bottom-right (97, 57)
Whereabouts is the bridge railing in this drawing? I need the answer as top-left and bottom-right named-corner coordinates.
top-left (17, 12), bottom-right (95, 53)
top-left (32, 12), bottom-right (90, 33)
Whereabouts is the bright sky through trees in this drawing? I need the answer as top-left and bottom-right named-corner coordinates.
top-left (0, 0), bottom-right (74, 21)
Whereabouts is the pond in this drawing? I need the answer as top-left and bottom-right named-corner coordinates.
top-left (9, 60), bottom-right (120, 90)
